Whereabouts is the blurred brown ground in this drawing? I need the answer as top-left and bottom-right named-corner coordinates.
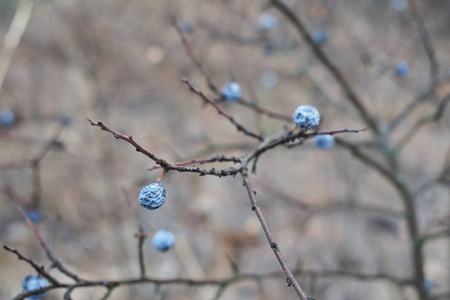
top-left (0, 0), bottom-right (449, 299)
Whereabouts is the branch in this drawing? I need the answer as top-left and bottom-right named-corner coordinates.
top-left (3, 245), bottom-right (59, 285)
top-left (87, 119), bottom-right (242, 177)
top-left (182, 78), bottom-right (264, 141)
top-left (240, 168), bottom-right (312, 300)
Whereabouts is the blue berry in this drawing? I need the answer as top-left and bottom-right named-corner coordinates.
top-left (22, 275), bottom-right (49, 299)
top-left (314, 134), bottom-right (335, 149)
top-left (260, 70), bottom-right (279, 88)
top-left (425, 278), bottom-right (435, 293)
top-left (258, 13), bottom-right (278, 31)
top-left (152, 229), bottom-right (175, 251)
top-left (390, 0), bottom-right (408, 11)
top-left (221, 81), bottom-right (242, 101)
top-left (26, 209), bottom-right (42, 224)
top-left (139, 182), bottom-right (167, 210)
top-left (0, 109), bottom-right (15, 127)
top-left (395, 60), bottom-right (409, 77)
top-left (311, 28), bottom-right (327, 45)
top-left (179, 20), bottom-right (194, 33)
top-left (58, 114), bottom-right (72, 126)
top-left (293, 105), bottom-right (320, 129)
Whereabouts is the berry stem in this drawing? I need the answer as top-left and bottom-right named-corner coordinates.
top-left (156, 170), bottom-right (168, 183)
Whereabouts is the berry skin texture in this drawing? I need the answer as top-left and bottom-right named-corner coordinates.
top-left (314, 134), bottom-right (335, 150)
top-left (139, 182), bottom-right (167, 210)
top-left (22, 275), bottom-right (49, 299)
top-left (293, 105), bottom-right (320, 129)
top-left (152, 229), bottom-right (175, 251)
top-left (0, 109), bottom-right (15, 127)
top-left (258, 13), bottom-right (278, 31)
top-left (395, 61), bottom-right (409, 77)
top-left (221, 81), bottom-right (242, 101)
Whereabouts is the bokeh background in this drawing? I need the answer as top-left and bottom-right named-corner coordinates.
top-left (1, 0), bottom-right (450, 299)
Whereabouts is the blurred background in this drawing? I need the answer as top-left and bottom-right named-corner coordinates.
top-left (0, 0), bottom-right (449, 299)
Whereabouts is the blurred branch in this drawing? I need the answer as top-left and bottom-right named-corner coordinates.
top-left (0, 0), bottom-right (34, 96)
top-left (407, 0), bottom-right (439, 81)
top-left (170, 15), bottom-right (218, 93)
top-left (394, 94), bottom-right (450, 154)
top-left (269, 0), bottom-right (378, 133)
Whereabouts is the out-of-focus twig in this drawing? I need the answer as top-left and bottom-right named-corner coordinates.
top-left (0, 0), bottom-right (34, 96)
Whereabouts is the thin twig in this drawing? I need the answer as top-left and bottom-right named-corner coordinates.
top-left (181, 78), bottom-right (264, 141)
top-left (240, 168), bottom-right (311, 300)
top-left (87, 119), bottom-right (242, 177)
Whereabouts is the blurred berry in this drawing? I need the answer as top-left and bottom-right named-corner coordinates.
top-left (293, 105), bottom-right (320, 129)
top-left (258, 13), bottom-right (278, 31)
top-left (367, 216), bottom-right (398, 235)
top-left (425, 278), bottom-right (435, 293)
top-left (390, 0), bottom-right (408, 11)
top-left (152, 229), bottom-right (175, 251)
top-left (314, 134), bottom-right (335, 150)
top-left (221, 81), bottom-right (242, 101)
top-left (263, 40), bottom-right (275, 55)
top-left (22, 275), bottom-right (49, 299)
top-left (0, 109), bottom-right (15, 127)
top-left (58, 114), bottom-right (72, 126)
top-left (260, 70), bottom-right (279, 88)
top-left (26, 209), bottom-right (42, 224)
top-left (139, 182), bottom-right (167, 210)
top-left (395, 60), bottom-right (409, 77)
top-left (179, 20), bottom-right (194, 33)
top-left (311, 28), bottom-right (327, 45)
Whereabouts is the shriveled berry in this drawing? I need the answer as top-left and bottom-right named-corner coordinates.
top-left (314, 134), bottom-right (335, 150)
top-left (139, 182), bottom-right (167, 210)
top-left (221, 81), bottom-right (242, 101)
top-left (293, 105), bottom-right (320, 129)
top-left (152, 229), bottom-right (175, 251)
top-left (22, 275), bottom-right (49, 299)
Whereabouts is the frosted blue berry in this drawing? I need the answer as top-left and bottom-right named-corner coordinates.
top-left (152, 229), bottom-right (175, 251)
top-left (311, 28), bottom-right (327, 45)
top-left (314, 134), bottom-right (335, 150)
top-left (258, 13), bottom-right (278, 31)
top-left (395, 61), bottom-right (409, 77)
top-left (26, 209), bottom-right (42, 224)
top-left (221, 81), bottom-right (242, 101)
top-left (293, 105), bottom-right (320, 129)
top-left (261, 70), bottom-right (279, 88)
top-left (139, 182), bottom-right (167, 210)
top-left (22, 275), bottom-right (49, 299)
top-left (0, 109), bottom-right (15, 127)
